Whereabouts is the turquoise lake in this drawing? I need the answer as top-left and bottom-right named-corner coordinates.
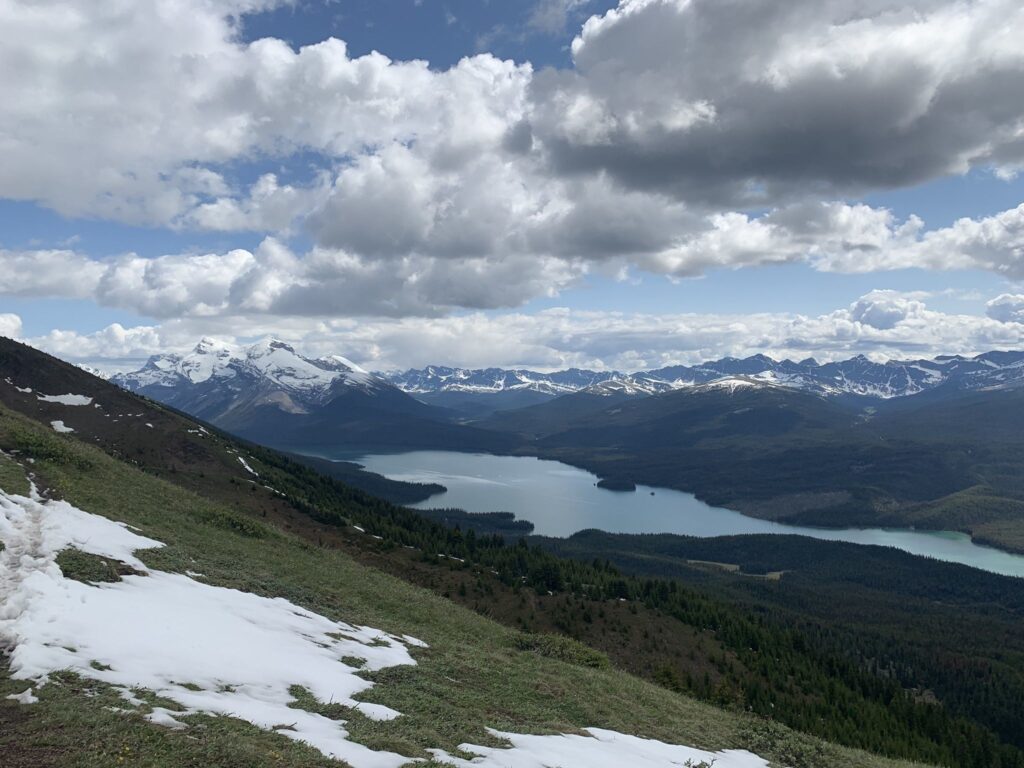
top-left (339, 450), bottom-right (1024, 579)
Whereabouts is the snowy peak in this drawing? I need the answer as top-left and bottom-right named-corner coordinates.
top-left (115, 345), bottom-right (1024, 411)
top-left (385, 366), bottom-right (620, 395)
top-left (582, 375), bottom-right (681, 397)
top-left (113, 338), bottom-right (385, 402)
top-left (390, 350), bottom-right (1024, 403)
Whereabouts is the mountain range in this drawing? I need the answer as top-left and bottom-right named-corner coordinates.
top-left (385, 349), bottom-right (1024, 414)
top-left (111, 337), bottom-right (1024, 430)
top-left (113, 340), bottom-right (1024, 437)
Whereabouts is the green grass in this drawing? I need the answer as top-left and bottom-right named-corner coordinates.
top-left (0, 408), bottom-right (927, 768)
top-left (0, 449), bottom-right (31, 496)
top-left (55, 549), bottom-right (143, 584)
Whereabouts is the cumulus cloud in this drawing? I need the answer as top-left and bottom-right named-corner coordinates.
top-left (0, 249), bottom-right (106, 298)
top-left (4, 0), bottom-right (1024, 350)
top-left (184, 173), bottom-right (332, 233)
top-left (3, 0), bottom-right (1023, 269)
top-left (6, 200), bottom-right (1024, 320)
top-left (0, 239), bottom-right (590, 319)
top-left (26, 293), bottom-right (1024, 374)
top-left (0, 313), bottom-right (22, 339)
top-left (532, 0), bottom-right (1024, 203)
top-left (0, 1), bottom-right (530, 225)
top-left (848, 291), bottom-right (926, 331)
top-left (987, 294), bottom-right (1024, 324)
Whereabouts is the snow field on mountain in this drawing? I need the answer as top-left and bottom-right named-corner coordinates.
top-left (36, 393), bottom-right (93, 406)
top-left (0, 482), bottom-right (778, 768)
top-left (237, 455), bottom-right (259, 476)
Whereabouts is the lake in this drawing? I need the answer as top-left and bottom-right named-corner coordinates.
top-left (343, 450), bottom-right (1024, 579)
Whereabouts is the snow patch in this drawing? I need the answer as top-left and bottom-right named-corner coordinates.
top-left (430, 727), bottom-right (771, 768)
top-left (0, 489), bottom-right (425, 768)
top-left (237, 456), bottom-right (259, 477)
top-left (50, 420), bottom-right (74, 433)
top-left (38, 393), bottom-right (93, 406)
top-left (5, 377), bottom-right (33, 394)
top-left (6, 687), bottom-right (39, 704)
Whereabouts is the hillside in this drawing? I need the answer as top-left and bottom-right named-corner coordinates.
top-left (0, 337), bottom-right (944, 767)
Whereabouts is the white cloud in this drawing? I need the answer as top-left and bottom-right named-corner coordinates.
top-left (29, 324), bottom-right (170, 369)
top-left (2, 0), bottom-right (1023, 275)
top-left (27, 293), bottom-right (1024, 374)
top-left (1, 200), bottom-right (1023, 321)
top-left (847, 290), bottom-right (929, 331)
top-left (3, 0), bottom-right (1024, 354)
top-left (533, 0), bottom-right (1024, 202)
top-left (987, 294), bottom-right (1024, 324)
top-left (184, 173), bottom-right (332, 233)
top-left (0, 1), bottom-right (530, 226)
top-left (0, 249), bottom-right (106, 298)
top-left (0, 313), bottom-right (22, 339)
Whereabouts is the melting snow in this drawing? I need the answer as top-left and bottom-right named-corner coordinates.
top-left (6, 687), bottom-right (40, 704)
top-left (50, 420), bottom-right (74, 433)
top-left (430, 728), bottom-right (771, 768)
top-left (37, 393), bottom-right (93, 406)
top-left (0, 487), bottom-right (424, 768)
top-left (237, 456), bottom-right (259, 476)
top-left (5, 377), bottom-right (33, 394)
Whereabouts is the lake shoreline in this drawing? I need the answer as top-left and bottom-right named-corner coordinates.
top-left (297, 447), bottom-right (1024, 579)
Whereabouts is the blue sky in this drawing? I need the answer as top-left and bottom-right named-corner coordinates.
top-left (1, 0), bottom-right (1023, 371)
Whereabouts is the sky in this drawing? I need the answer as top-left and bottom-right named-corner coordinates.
top-left (2, 0), bottom-right (1024, 373)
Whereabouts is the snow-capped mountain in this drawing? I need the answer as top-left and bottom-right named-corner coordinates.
top-left (112, 342), bottom-right (1024, 445)
top-left (386, 366), bottom-right (620, 395)
top-left (115, 337), bottom-right (383, 409)
top-left (75, 363), bottom-right (111, 380)
top-left (388, 350), bottom-right (1024, 406)
top-left (580, 375), bottom-right (680, 397)
top-left (111, 339), bottom-right (514, 452)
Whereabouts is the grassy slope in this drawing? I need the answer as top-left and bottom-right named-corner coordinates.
top-left (0, 407), bottom-right (924, 768)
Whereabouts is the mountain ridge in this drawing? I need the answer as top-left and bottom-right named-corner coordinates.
top-left (384, 349), bottom-right (1024, 405)
top-left (112, 341), bottom-right (1024, 425)
top-left (111, 338), bottom-right (515, 453)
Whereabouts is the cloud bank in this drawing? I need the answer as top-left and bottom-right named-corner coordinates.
top-left (0, 0), bottom-right (1022, 313)
top-left (8, 289), bottom-right (1024, 373)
